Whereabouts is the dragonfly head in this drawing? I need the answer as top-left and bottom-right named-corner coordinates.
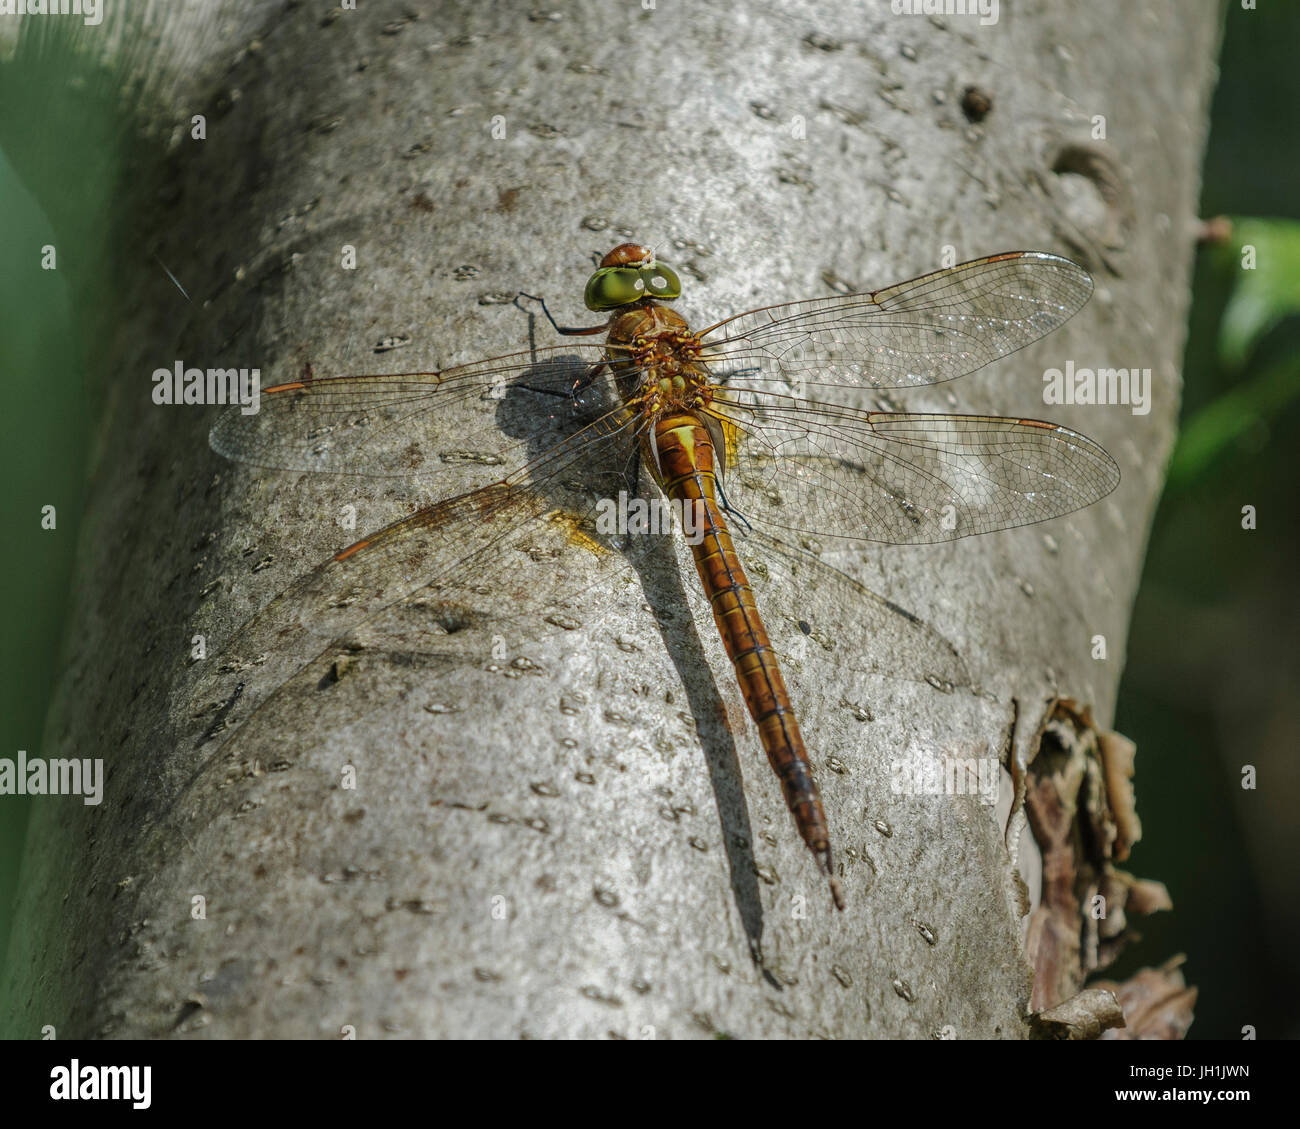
top-left (584, 243), bottom-right (682, 311)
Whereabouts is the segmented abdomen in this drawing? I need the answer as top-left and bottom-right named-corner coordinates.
top-left (650, 412), bottom-right (833, 870)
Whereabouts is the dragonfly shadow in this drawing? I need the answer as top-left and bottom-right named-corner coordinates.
top-left (491, 355), bottom-right (775, 966)
top-left (488, 353), bottom-right (620, 457)
top-left (625, 537), bottom-right (774, 970)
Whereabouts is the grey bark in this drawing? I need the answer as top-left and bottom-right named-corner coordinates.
top-left (3, 0), bottom-right (1219, 1038)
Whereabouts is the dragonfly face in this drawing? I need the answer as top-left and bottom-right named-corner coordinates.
top-left (210, 242), bottom-right (1119, 913)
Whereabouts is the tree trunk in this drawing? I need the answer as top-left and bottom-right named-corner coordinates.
top-left (3, 0), bottom-right (1220, 1038)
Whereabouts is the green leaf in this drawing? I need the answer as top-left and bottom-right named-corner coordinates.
top-left (1166, 356), bottom-right (1299, 490)
top-left (1217, 218), bottom-right (1300, 369)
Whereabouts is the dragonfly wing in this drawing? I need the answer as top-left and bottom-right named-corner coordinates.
top-left (191, 441), bottom-right (659, 756)
top-left (699, 252), bottom-right (1093, 395)
top-left (716, 397), bottom-right (1119, 545)
top-left (209, 344), bottom-right (612, 481)
top-left (215, 409), bottom-right (648, 669)
top-left (737, 527), bottom-right (972, 691)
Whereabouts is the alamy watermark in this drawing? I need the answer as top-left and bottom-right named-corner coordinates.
top-left (1, 751), bottom-right (104, 805)
top-left (891, 0), bottom-right (999, 28)
top-left (890, 752), bottom-right (1001, 805)
top-left (595, 490), bottom-right (708, 546)
top-left (50, 1060), bottom-right (150, 1109)
top-left (152, 361), bottom-right (261, 415)
top-left (0, 0), bottom-right (103, 26)
top-left (1044, 361), bottom-right (1151, 415)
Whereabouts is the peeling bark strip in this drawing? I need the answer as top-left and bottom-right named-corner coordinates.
top-left (1023, 699), bottom-right (1191, 1033)
top-left (1, 1), bottom-right (1220, 1037)
top-left (1094, 956), bottom-right (1199, 1041)
top-left (1028, 988), bottom-right (1126, 1041)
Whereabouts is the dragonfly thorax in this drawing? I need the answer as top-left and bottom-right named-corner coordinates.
top-left (605, 301), bottom-right (692, 346)
top-left (605, 306), bottom-right (713, 413)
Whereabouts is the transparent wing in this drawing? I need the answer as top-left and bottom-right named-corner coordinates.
top-left (714, 392), bottom-right (1119, 546)
top-left (209, 343), bottom-right (613, 482)
top-left (212, 397), bottom-right (646, 667)
top-left (699, 252), bottom-right (1093, 397)
top-left (736, 527), bottom-right (970, 691)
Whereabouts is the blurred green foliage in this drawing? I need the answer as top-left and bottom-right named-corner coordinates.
top-left (1108, 9), bottom-right (1300, 1040)
top-left (0, 151), bottom-right (85, 1035)
top-left (0, 15), bottom-right (127, 1032)
top-left (1215, 219), bottom-right (1300, 370)
top-left (1167, 220), bottom-right (1300, 491)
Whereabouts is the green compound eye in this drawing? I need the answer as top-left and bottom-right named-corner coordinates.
top-left (583, 262), bottom-right (681, 310)
top-left (584, 267), bottom-right (646, 311)
top-left (639, 264), bottom-right (681, 300)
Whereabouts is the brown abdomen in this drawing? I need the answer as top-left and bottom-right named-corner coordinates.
top-left (650, 413), bottom-right (838, 894)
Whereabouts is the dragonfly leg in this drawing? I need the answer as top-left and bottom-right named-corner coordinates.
top-left (572, 361), bottom-right (606, 396)
top-left (713, 365), bottom-right (762, 387)
top-left (515, 291), bottom-right (609, 337)
top-left (716, 479), bottom-right (754, 535)
top-left (514, 360), bottom-right (607, 401)
top-left (625, 447), bottom-right (642, 498)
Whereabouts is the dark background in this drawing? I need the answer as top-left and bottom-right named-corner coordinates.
top-left (1, 3), bottom-right (1296, 1038)
top-left (1103, 4), bottom-right (1300, 1040)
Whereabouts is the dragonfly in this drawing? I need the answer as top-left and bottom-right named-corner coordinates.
top-left (209, 243), bottom-right (1119, 912)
